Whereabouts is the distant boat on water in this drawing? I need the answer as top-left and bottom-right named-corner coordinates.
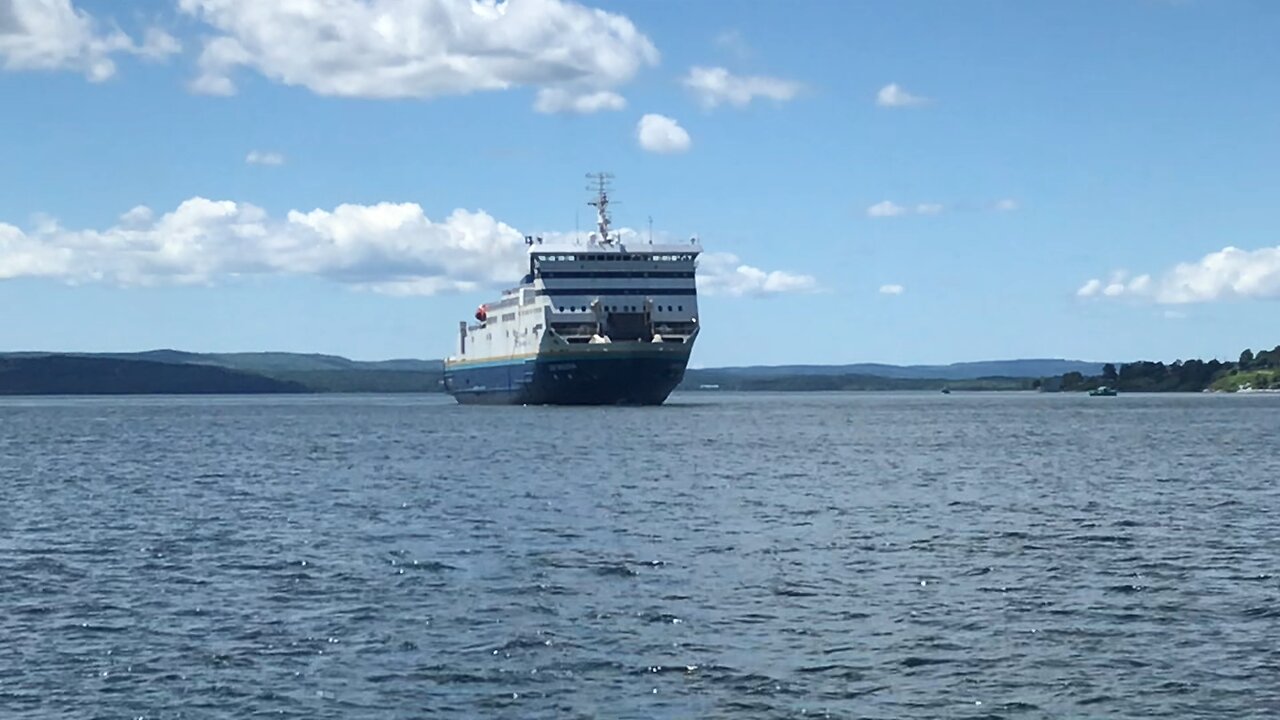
top-left (1089, 385), bottom-right (1118, 396)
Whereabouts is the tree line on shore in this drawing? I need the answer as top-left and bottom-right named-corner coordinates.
top-left (1041, 345), bottom-right (1280, 393)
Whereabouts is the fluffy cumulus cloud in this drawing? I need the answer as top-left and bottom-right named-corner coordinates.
top-left (0, 199), bottom-right (814, 298)
top-left (875, 82), bottom-right (929, 108)
top-left (1078, 246), bottom-right (1280, 304)
top-left (682, 66), bottom-right (800, 109)
top-left (177, 0), bottom-right (657, 111)
top-left (636, 113), bottom-right (691, 154)
top-left (245, 150), bottom-right (284, 166)
top-left (879, 284), bottom-right (905, 295)
top-left (696, 252), bottom-right (817, 297)
top-left (0, 0), bottom-right (179, 81)
top-left (0, 198), bottom-right (529, 295)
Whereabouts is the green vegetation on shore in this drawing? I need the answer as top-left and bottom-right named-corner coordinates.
top-left (1042, 345), bottom-right (1280, 393)
top-left (1209, 369), bottom-right (1280, 393)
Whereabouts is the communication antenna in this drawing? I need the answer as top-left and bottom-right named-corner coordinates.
top-left (586, 171), bottom-right (617, 244)
top-left (648, 215), bottom-right (653, 244)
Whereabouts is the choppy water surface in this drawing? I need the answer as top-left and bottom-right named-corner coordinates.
top-left (2, 392), bottom-right (1279, 718)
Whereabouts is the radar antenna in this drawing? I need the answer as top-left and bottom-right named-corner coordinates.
top-left (586, 172), bottom-right (616, 244)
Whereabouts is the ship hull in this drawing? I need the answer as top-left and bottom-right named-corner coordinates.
top-left (444, 345), bottom-right (691, 406)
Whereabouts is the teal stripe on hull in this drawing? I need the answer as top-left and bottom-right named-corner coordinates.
top-left (445, 348), bottom-right (688, 372)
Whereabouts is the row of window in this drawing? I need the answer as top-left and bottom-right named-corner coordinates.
top-left (536, 253), bottom-right (695, 263)
top-left (537, 288), bottom-right (693, 296)
top-left (537, 271), bottom-right (694, 279)
top-left (556, 305), bottom-right (685, 313)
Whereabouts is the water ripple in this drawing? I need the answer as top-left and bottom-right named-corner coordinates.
top-left (2, 392), bottom-right (1278, 718)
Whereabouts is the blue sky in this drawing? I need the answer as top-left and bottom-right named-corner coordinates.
top-left (1, 0), bottom-right (1278, 366)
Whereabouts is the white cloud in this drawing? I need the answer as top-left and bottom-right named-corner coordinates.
top-left (0, 198), bottom-right (809, 299)
top-left (696, 252), bottom-right (817, 296)
top-left (866, 201), bottom-right (907, 218)
top-left (1076, 278), bottom-right (1102, 297)
top-left (245, 150), bottom-right (285, 166)
top-left (1079, 246), bottom-right (1280, 304)
top-left (636, 113), bottom-right (691, 154)
top-left (136, 27), bottom-right (182, 60)
top-left (682, 66), bottom-right (800, 109)
top-left (0, 0), bottom-right (179, 81)
top-left (119, 206), bottom-right (154, 225)
top-left (879, 284), bottom-right (905, 295)
top-left (177, 0), bottom-right (658, 111)
top-left (867, 199), bottom-right (1015, 218)
top-left (533, 88), bottom-right (626, 114)
top-left (0, 197), bottom-right (529, 294)
top-left (875, 82), bottom-right (929, 108)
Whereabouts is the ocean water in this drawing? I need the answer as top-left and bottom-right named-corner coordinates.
top-left (2, 391), bottom-right (1278, 719)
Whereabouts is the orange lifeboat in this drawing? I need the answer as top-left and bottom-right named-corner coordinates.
top-left (474, 305), bottom-right (487, 322)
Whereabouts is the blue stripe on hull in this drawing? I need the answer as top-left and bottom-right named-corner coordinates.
top-left (442, 359), bottom-right (534, 403)
top-left (444, 353), bottom-right (689, 406)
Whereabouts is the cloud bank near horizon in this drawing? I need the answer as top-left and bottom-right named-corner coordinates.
top-left (0, 198), bottom-right (816, 298)
top-left (1079, 245), bottom-right (1280, 304)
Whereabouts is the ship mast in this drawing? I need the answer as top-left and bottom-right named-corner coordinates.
top-left (586, 172), bottom-right (615, 245)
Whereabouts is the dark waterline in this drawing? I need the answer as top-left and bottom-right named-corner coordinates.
top-left (2, 392), bottom-right (1278, 718)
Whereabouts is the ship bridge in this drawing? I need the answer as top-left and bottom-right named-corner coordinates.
top-left (451, 172), bottom-right (702, 374)
top-left (527, 241), bottom-right (700, 343)
top-left (504, 171), bottom-right (701, 345)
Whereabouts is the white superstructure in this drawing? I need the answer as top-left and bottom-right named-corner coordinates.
top-left (443, 173), bottom-right (701, 405)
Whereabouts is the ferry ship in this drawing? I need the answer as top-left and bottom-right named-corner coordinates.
top-left (443, 174), bottom-right (700, 405)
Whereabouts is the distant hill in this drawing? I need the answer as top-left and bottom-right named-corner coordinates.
top-left (679, 369), bottom-right (1036, 392)
top-left (261, 369), bottom-right (442, 393)
top-left (695, 359), bottom-right (1106, 381)
top-left (0, 356), bottom-right (307, 395)
top-left (53, 350), bottom-right (443, 374)
top-left (0, 351), bottom-right (1102, 395)
top-left (0, 351), bottom-right (444, 394)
